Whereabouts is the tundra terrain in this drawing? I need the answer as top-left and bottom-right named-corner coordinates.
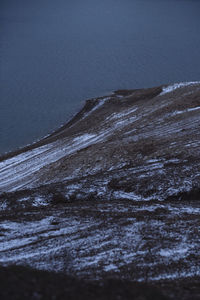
top-left (0, 82), bottom-right (200, 299)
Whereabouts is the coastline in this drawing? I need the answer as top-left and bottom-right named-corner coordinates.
top-left (0, 86), bottom-right (161, 162)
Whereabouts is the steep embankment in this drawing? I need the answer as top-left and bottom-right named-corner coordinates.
top-left (0, 82), bottom-right (200, 283)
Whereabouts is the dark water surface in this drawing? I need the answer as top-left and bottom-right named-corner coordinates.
top-left (1, 0), bottom-right (200, 154)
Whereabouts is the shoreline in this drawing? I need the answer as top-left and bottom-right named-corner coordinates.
top-left (0, 85), bottom-right (161, 163)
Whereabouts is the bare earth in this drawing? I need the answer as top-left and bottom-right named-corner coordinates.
top-left (0, 82), bottom-right (200, 299)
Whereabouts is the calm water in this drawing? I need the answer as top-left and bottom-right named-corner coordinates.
top-left (1, 0), bottom-right (200, 154)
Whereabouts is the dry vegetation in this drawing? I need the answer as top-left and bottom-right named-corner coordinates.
top-left (0, 83), bottom-right (200, 299)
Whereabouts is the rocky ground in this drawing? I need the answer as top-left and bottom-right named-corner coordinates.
top-left (0, 82), bottom-right (200, 298)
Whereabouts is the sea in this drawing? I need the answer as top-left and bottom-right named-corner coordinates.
top-left (1, 0), bottom-right (200, 154)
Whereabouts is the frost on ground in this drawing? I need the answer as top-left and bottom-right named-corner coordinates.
top-left (0, 193), bottom-right (200, 282)
top-left (160, 81), bottom-right (200, 95)
top-left (0, 83), bottom-right (200, 283)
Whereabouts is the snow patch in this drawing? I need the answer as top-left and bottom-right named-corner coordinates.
top-left (104, 263), bottom-right (118, 272)
top-left (32, 197), bottom-right (48, 207)
top-left (169, 106), bottom-right (200, 117)
top-left (160, 247), bottom-right (188, 258)
top-left (0, 202), bottom-right (7, 211)
top-left (113, 191), bottom-right (142, 201)
top-left (109, 107), bottom-right (138, 120)
top-left (73, 133), bottom-right (97, 143)
top-left (160, 82), bottom-right (200, 95)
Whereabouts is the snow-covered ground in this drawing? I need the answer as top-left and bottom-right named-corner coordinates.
top-left (0, 195), bottom-right (199, 281)
top-left (0, 82), bottom-right (200, 282)
top-left (160, 81), bottom-right (200, 95)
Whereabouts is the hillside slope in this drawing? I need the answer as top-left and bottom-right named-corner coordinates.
top-left (0, 82), bottom-right (200, 283)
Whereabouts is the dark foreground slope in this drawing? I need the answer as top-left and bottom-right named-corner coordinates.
top-left (0, 82), bottom-right (200, 297)
top-left (1, 265), bottom-right (200, 300)
top-left (0, 266), bottom-right (167, 300)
